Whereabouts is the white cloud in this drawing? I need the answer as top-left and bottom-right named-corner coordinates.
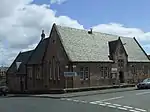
top-left (0, 0), bottom-right (150, 67)
top-left (50, 0), bottom-right (67, 4)
top-left (0, 0), bottom-right (83, 66)
top-left (92, 23), bottom-right (150, 41)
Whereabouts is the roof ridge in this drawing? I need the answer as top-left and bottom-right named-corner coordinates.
top-left (56, 24), bottom-right (133, 39)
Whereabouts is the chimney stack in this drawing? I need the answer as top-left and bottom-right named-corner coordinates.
top-left (41, 30), bottom-right (45, 40)
top-left (88, 28), bottom-right (93, 34)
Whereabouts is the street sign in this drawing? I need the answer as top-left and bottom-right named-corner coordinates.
top-left (64, 72), bottom-right (77, 77)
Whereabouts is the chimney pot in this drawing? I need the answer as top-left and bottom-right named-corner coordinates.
top-left (88, 28), bottom-right (93, 34)
top-left (41, 30), bottom-right (45, 40)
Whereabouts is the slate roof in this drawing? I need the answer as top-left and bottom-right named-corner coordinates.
top-left (27, 38), bottom-right (49, 64)
top-left (56, 24), bottom-right (150, 62)
top-left (7, 50), bottom-right (33, 74)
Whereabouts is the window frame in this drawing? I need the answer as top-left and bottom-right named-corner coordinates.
top-left (52, 56), bottom-right (56, 80)
top-left (118, 59), bottom-right (124, 67)
top-left (48, 61), bottom-right (52, 80)
top-left (100, 66), bottom-right (109, 79)
top-left (80, 67), bottom-right (84, 80)
top-left (57, 63), bottom-right (60, 80)
top-left (36, 66), bottom-right (41, 79)
top-left (28, 67), bottom-right (32, 79)
top-left (84, 67), bottom-right (89, 80)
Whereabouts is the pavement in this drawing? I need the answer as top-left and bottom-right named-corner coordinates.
top-left (9, 87), bottom-right (136, 98)
top-left (31, 87), bottom-right (136, 98)
top-left (1, 88), bottom-right (150, 112)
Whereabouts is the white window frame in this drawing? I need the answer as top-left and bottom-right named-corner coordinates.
top-left (100, 66), bottom-right (109, 79)
top-left (80, 67), bottom-right (84, 80)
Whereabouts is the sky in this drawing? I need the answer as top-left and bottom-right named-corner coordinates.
top-left (0, 0), bottom-right (150, 66)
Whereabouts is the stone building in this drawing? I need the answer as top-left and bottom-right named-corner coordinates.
top-left (6, 23), bottom-right (150, 92)
top-left (0, 66), bottom-right (8, 85)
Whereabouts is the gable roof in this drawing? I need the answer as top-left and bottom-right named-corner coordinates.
top-left (27, 38), bottom-right (49, 65)
top-left (7, 50), bottom-right (33, 74)
top-left (55, 24), bottom-right (150, 62)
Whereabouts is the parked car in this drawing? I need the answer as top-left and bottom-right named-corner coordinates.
top-left (0, 86), bottom-right (9, 96)
top-left (137, 78), bottom-right (150, 89)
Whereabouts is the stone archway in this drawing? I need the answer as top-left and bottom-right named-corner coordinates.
top-left (119, 71), bottom-right (124, 83)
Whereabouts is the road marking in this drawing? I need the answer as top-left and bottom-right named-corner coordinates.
top-left (107, 105), bottom-right (116, 108)
top-left (73, 100), bottom-right (79, 102)
top-left (136, 91), bottom-right (150, 95)
top-left (66, 98), bottom-right (72, 101)
top-left (129, 109), bottom-right (140, 112)
top-left (104, 102), bottom-right (111, 105)
top-left (113, 104), bottom-right (122, 107)
top-left (100, 96), bottom-right (124, 102)
top-left (117, 107), bottom-right (128, 110)
top-left (80, 100), bottom-right (87, 103)
top-left (98, 103), bottom-right (106, 106)
top-left (135, 108), bottom-right (147, 112)
top-left (95, 101), bottom-right (102, 103)
top-left (123, 106), bottom-right (133, 109)
top-left (89, 102), bottom-right (98, 104)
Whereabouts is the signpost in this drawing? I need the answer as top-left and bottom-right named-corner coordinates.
top-left (64, 72), bottom-right (77, 88)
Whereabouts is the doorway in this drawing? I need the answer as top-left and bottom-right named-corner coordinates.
top-left (119, 71), bottom-right (124, 83)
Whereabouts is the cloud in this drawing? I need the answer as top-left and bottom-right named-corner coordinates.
top-left (0, 0), bottom-right (83, 66)
top-left (50, 0), bottom-right (67, 4)
top-left (92, 23), bottom-right (150, 42)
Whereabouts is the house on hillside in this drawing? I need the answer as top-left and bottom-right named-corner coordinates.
top-left (7, 23), bottom-right (150, 92)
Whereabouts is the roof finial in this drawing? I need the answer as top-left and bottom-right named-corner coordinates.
top-left (41, 29), bottom-right (45, 40)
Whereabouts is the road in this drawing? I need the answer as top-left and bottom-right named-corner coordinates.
top-left (0, 89), bottom-right (150, 112)
top-left (62, 89), bottom-right (150, 112)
